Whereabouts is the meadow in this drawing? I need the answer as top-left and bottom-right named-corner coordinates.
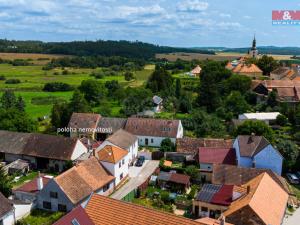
top-left (0, 62), bottom-right (154, 120)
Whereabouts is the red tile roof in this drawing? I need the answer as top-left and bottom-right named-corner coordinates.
top-left (14, 175), bottom-right (51, 194)
top-left (199, 147), bottom-right (236, 165)
top-left (53, 206), bottom-right (94, 225)
top-left (210, 185), bottom-right (234, 206)
top-left (169, 173), bottom-right (190, 185)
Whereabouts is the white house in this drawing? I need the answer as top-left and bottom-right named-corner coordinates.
top-left (97, 145), bottom-right (129, 186)
top-left (0, 193), bottom-right (15, 225)
top-left (97, 129), bottom-right (138, 165)
top-left (238, 112), bottom-right (281, 125)
top-left (233, 135), bottom-right (283, 175)
top-left (124, 118), bottom-right (184, 147)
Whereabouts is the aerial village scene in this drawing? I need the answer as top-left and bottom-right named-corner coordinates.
top-left (0, 0), bottom-right (300, 225)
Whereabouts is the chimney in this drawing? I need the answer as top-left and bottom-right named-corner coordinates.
top-left (220, 215), bottom-right (226, 225)
top-left (248, 133), bottom-right (255, 144)
top-left (252, 160), bottom-right (256, 168)
top-left (246, 185), bottom-right (250, 194)
top-left (37, 171), bottom-right (43, 191)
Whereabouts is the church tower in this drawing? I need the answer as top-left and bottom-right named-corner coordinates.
top-left (249, 35), bottom-right (258, 58)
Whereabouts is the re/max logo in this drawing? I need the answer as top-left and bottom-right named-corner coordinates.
top-left (272, 10), bottom-right (300, 25)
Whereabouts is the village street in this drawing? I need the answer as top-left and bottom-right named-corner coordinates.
top-left (283, 208), bottom-right (300, 225)
top-left (111, 160), bottom-right (159, 200)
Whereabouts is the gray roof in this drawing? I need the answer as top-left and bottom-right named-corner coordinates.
top-left (236, 135), bottom-right (270, 157)
top-left (6, 159), bottom-right (29, 170)
top-left (0, 192), bottom-right (13, 218)
top-left (106, 129), bottom-right (137, 150)
top-left (0, 130), bottom-right (31, 155)
top-left (195, 183), bottom-right (222, 202)
top-left (97, 117), bottom-right (127, 133)
top-left (153, 95), bottom-right (163, 105)
top-left (157, 171), bottom-right (172, 182)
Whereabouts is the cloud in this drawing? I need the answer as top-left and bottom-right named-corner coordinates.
top-left (176, 0), bottom-right (209, 12)
top-left (243, 15), bottom-right (252, 19)
top-left (220, 13), bottom-right (231, 18)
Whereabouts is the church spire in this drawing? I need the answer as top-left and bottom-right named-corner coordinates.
top-left (252, 34), bottom-right (256, 50)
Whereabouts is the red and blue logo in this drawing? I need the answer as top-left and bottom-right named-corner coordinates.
top-left (272, 10), bottom-right (300, 25)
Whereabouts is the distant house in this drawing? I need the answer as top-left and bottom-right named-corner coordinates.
top-left (176, 137), bottom-right (233, 156)
top-left (270, 67), bottom-right (295, 80)
top-left (152, 95), bottom-right (163, 113)
top-left (97, 129), bottom-right (138, 164)
top-left (68, 113), bottom-right (101, 139)
top-left (238, 112), bottom-right (281, 125)
top-left (157, 171), bottom-right (190, 193)
top-left (97, 145), bottom-right (129, 187)
top-left (233, 135), bottom-right (283, 175)
top-left (13, 173), bottom-right (52, 206)
top-left (0, 130), bottom-right (88, 172)
top-left (190, 65), bottom-right (202, 77)
top-left (37, 157), bottom-right (115, 212)
top-left (96, 117), bottom-right (127, 141)
top-left (193, 183), bottom-right (245, 219)
top-left (232, 63), bottom-right (263, 78)
top-left (125, 118), bottom-right (183, 147)
top-left (55, 194), bottom-right (201, 225)
top-left (0, 192), bottom-right (15, 225)
top-left (198, 147), bottom-right (236, 182)
top-left (223, 173), bottom-right (288, 225)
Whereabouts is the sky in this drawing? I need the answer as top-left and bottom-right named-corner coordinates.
top-left (0, 0), bottom-right (300, 47)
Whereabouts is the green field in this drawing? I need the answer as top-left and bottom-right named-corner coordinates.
top-left (0, 64), bottom-right (154, 119)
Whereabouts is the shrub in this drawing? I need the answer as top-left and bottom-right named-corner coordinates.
top-left (62, 70), bottom-right (69, 75)
top-left (124, 71), bottom-right (135, 81)
top-left (0, 75), bottom-right (6, 80)
top-left (5, 79), bottom-right (21, 84)
top-left (160, 138), bottom-right (175, 152)
top-left (43, 82), bottom-right (73, 92)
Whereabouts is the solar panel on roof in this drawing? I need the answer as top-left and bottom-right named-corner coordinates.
top-left (196, 184), bottom-right (222, 203)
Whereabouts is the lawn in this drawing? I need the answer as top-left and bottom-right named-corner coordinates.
top-left (12, 171), bottom-right (38, 188)
top-left (17, 209), bottom-right (64, 225)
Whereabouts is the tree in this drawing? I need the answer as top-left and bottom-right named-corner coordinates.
top-left (185, 165), bottom-right (198, 180)
top-left (224, 91), bottom-right (250, 116)
top-left (124, 71), bottom-right (135, 81)
top-left (256, 55), bottom-right (279, 75)
top-left (16, 96), bottom-right (25, 112)
top-left (276, 139), bottom-right (299, 170)
top-left (223, 75), bottom-right (251, 95)
top-left (69, 90), bottom-right (91, 113)
top-left (79, 79), bottom-right (107, 105)
top-left (235, 120), bottom-right (274, 142)
top-left (178, 93), bottom-right (193, 113)
top-left (43, 82), bottom-right (73, 92)
top-left (147, 67), bottom-right (173, 93)
top-left (105, 80), bottom-right (121, 97)
top-left (276, 114), bottom-right (288, 126)
top-left (267, 90), bottom-right (278, 108)
top-left (1, 90), bottom-right (16, 109)
top-left (198, 61), bottom-right (232, 112)
top-left (160, 138), bottom-right (175, 152)
top-left (175, 79), bottom-right (181, 98)
top-left (0, 166), bottom-right (12, 197)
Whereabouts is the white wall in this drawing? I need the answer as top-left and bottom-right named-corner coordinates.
top-left (176, 121), bottom-right (184, 138)
top-left (14, 203), bottom-right (33, 220)
top-left (137, 135), bottom-right (176, 147)
top-left (0, 210), bottom-right (14, 225)
top-left (70, 140), bottom-right (88, 160)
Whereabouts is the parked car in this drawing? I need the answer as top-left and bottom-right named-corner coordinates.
top-left (135, 156), bottom-right (145, 167)
top-left (286, 173), bottom-right (300, 184)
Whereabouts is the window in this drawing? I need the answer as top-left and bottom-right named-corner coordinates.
top-left (151, 139), bottom-right (154, 143)
top-left (119, 162), bottom-right (121, 168)
top-left (120, 173), bottom-right (123, 180)
top-left (103, 183), bottom-right (110, 192)
top-left (43, 201), bottom-right (51, 210)
top-left (122, 159), bottom-right (125, 165)
top-left (201, 207), bottom-right (208, 212)
top-left (72, 219), bottom-right (80, 225)
top-left (58, 204), bottom-right (67, 212)
top-left (50, 191), bottom-right (58, 199)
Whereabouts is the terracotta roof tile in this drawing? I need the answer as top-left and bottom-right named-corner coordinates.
top-left (106, 129), bottom-right (137, 149)
top-left (236, 135), bottom-right (270, 157)
top-left (85, 194), bottom-right (200, 225)
top-left (53, 206), bottom-right (94, 225)
top-left (125, 118), bottom-right (180, 138)
top-left (199, 147), bottom-right (236, 165)
top-left (14, 175), bottom-right (51, 194)
top-left (68, 113), bottom-right (101, 130)
top-left (232, 63), bottom-right (262, 74)
top-left (97, 145), bottom-right (128, 164)
top-left (195, 217), bottom-right (233, 225)
top-left (55, 157), bottom-right (114, 204)
top-left (169, 173), bottom-right (190, 185)
top-left (223, 173), bottom-right (288, 225)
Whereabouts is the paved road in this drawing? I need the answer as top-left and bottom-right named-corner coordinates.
top-left (111, 160), bottom-right (159, 200)
top-left (283, 208), bottom-right (300, 225)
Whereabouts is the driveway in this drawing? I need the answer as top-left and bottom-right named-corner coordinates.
top-left (111, 160), bottom-right (159, 200)
top-left (283, 208), bottom-right (300, 225)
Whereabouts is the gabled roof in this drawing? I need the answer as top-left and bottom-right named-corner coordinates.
top-left (105, 129), bottom-right (137, 150)
top-left (195, 217), bottom-right (233, 225)
top-left (271, 67), bottom-right (294, 79)
top-left (176, 138), bottom-right (233, 155)
top-left (199, 147), bottom-right (236, 165)
top-left (125, 118), bottom-right (181, 138)
top-left (223, 173), bottom-right (289, 225)
top-left (191, 65), bottom-right (202, 74)
top-left (236, 135), bottom-right (270, 157)
top-left (14, 175), bottom-right (51, 194)
top-left (0, 192), bottom-right (13, 218)
top-left (0, 130), bottom-right (82, 161)
top-left (54, 157), bottom-right (114, 205)
top-left (232, 63), bottom-right (262, 74)
top-left (97, 117), bottom-right (127, 133)
top-left (53, 206), bottom-right (94, 225)
top-left (84, 194), bottom-right (200, 225)
top-left (157, 172), bottom-right (190, 185)
top-left (97, 145), bottom-right (128, 164)
top-left (212, 164), bottom-right (291, 195)
top-left (68, 112), bottom-right (101, 130)
top-left (153, 95), bottom-right (163, 105)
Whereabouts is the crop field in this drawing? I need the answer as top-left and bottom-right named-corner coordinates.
top-left (0, 63), bottom-right (154, 119)
top-left (0, 52), bottom-right (68, 65)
